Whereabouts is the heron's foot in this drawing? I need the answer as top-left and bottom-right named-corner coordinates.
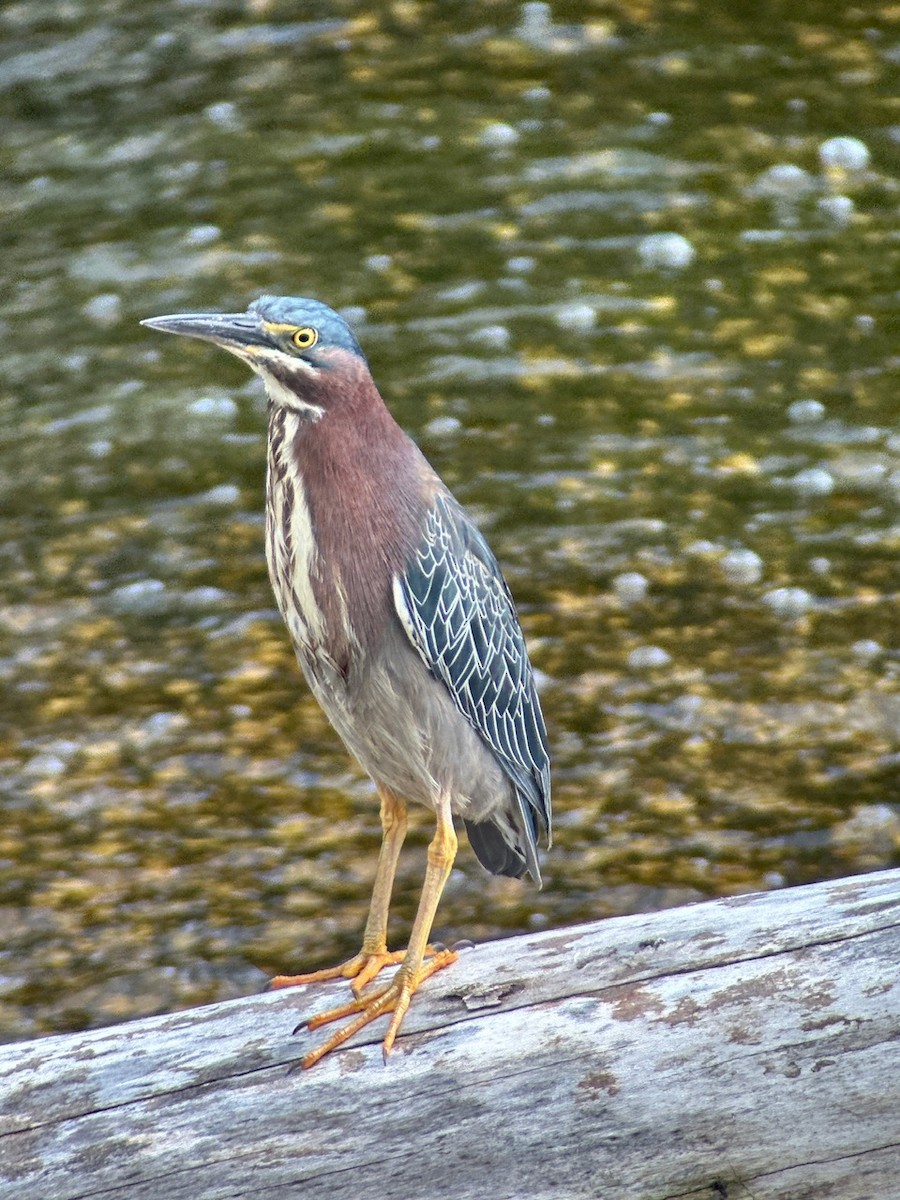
top-left (269, 942), bottom-right (450, 995)
top-left (296, 946), bottom-right (458, 1069)
top-left (269, 947), bottom-right (401, 993)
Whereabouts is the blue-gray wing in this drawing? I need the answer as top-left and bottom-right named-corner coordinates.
top-left (393, 491), bottom-right (551, 881)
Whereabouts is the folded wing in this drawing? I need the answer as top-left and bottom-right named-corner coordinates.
top-left (393, 492), bottom-right (551, 882)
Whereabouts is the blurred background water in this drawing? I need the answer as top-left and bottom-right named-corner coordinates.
top-left (1, 0), bottom-right (898, 1042)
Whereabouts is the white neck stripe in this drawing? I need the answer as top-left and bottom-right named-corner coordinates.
top-left (259, 370), bottom-right (324, 419)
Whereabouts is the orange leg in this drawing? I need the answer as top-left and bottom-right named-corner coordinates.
top-left (270, 787), bottom-right (410, 996)
top-left (299, 790), bottom-right (459, 1069)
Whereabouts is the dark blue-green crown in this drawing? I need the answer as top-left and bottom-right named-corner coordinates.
top-left (250, 295), bottom-right (364, 357)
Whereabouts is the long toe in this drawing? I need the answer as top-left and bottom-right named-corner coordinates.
top-left (349, 949), bottom-right (407, 995)
top-left (349, 942), bottom-right (451, 995)
top-left (269, 947), bottom-right (402, 991)
top-left (298, 948), bottom-right (458, 1069)
top-left (271, 941), bottom-right (451, 994)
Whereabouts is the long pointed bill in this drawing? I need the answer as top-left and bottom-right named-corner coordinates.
top-left (140, 312), bottom-right (268, 353)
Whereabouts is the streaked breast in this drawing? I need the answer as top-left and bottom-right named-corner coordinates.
top-left (265, 407), bottom-right (328, 655)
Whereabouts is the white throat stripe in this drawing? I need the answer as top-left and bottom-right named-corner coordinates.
top-left (260, 370), bottom-right (324, 418)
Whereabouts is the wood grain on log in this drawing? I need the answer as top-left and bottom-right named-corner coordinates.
top-left (1, 869), bottom-right (898, 1200)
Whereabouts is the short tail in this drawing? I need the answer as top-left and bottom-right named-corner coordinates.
top-left (464, 807), bottom-right (542, 886)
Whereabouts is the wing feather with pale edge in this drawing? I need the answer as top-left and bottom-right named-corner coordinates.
top-left (393, 493), bottom-right (551, 876)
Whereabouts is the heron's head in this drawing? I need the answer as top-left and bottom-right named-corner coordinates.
top-left (142, 295), bottom-right (367, 417)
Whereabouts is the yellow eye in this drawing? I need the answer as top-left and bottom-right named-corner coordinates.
top-left (291, 327), bottom-right (318, 350)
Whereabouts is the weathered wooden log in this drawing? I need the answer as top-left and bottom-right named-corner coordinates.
top-left (1, 868), bottom-right (898, 1200)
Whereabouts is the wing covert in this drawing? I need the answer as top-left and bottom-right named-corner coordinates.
top-left (393, 492), bottom-right (551, 866)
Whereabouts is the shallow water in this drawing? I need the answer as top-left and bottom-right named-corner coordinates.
top-left (0, 0), bottom-right (898, 1041)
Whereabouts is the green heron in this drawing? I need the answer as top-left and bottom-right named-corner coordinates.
top-left (142, 296), bottom-right (551, 1068)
